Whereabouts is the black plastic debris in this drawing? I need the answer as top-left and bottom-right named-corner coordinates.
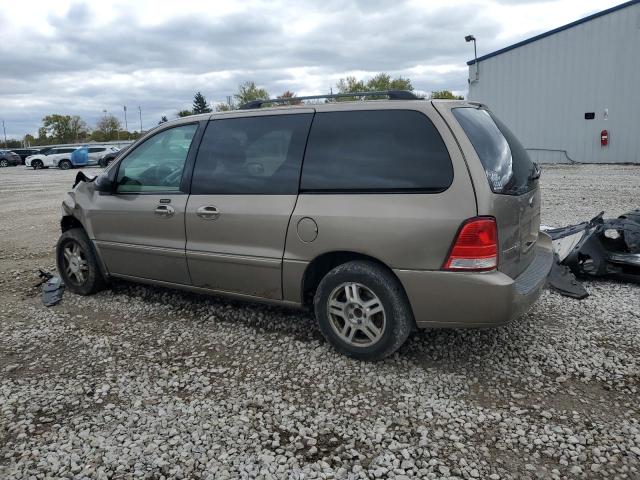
top-left (42, 275), bottom-right (65, 307)
top-left (548, 257), bottom-right (589, 299)
top-left (543, 209), bottom-right (640, 297)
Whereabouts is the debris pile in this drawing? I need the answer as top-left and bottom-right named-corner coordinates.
top-left (543, 209), bottom-right (640, 298)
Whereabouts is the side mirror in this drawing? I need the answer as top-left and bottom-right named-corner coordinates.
top-left (94, 168), bottom-right (118, 193)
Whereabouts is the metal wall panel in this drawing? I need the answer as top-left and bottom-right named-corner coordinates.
top-left (468, 3), bottom-right (640, 163)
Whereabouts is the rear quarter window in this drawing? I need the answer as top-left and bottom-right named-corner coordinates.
top-left (300, 110), bottom-right (453, 192)
top-left (452, 107), bottom-right (536, 195)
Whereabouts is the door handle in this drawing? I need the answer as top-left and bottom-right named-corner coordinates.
top-left (154, 205), bottom-right (175, 218)
top-left (196, 205), bottom-right (220, 220)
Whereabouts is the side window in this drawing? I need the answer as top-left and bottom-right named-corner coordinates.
top-left (59, 148), bottom-right (76, 154)
top-left (300, 110), bottom-right (453, 192)
top-left (88, 147), bottom-right (106, 153)
top-left (116, 124), bottom-right (198, 193)
top-left (191, 114), bottom-right (313, 195)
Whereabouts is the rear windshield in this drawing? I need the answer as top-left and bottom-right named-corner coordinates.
top-left (452, 107), bottom-right (537, 195)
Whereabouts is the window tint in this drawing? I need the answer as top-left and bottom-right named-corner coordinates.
top-left (88, 147), bottom-right (106, 153)
top-left (192, 114), bottom-right (313, 195)
top-left (452, 108), bottom-right (536, 195)
top-left (301, 110), bottom-right (453, 192)
top-left (57, 148), bottom-right (76, 154)
top-left (116, 124), bottom-right (198, 193)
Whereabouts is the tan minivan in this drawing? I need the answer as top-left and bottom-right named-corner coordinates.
top-left (57, 91), bottom-right (553, 360)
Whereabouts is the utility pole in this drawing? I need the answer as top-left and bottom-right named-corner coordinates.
top-left (1, 121), bottom-right (6, 148)
top-left (138, 106), bottom-right (143, 133)
top-left (123, 106), bottom-right (128, 139)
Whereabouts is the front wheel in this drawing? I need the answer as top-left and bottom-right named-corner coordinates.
top-left (32, 160), bottom-right (43, 170)
top-left (58, 159), bottom-right (72, 170)
top-left (314, 260), bottom-right (414, 361)
top-left (0, 159), bottom-right (8, 167)
top-left (56, 228), bottom-right (106, 295)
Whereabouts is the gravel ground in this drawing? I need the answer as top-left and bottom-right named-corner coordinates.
top-left (0, 164), bottom-right (639, 480)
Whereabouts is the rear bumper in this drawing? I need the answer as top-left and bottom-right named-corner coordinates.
top-left (395, 232), bottom-right (553, 328)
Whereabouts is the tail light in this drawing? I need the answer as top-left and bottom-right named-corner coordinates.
top-left (443, 217), bottom-right (498, 271)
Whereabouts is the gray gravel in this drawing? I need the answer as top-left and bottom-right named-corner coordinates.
top-left (1, 164), bottom-right (639, 479)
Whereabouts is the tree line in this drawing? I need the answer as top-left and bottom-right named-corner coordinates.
top-left (158, 73), bottom-right (463, 124)
top-left (7, 73), bottom-right (462, 147)
top-left (20, 114), bottom-right (141, 147)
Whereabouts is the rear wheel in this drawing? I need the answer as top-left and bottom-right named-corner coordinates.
top-left (58, 159), bottom-right (72, 170)
top-left (314, 260), bottom-right (414, 361)
top-left (56, 228), bottom-right (106, 295)
top-left (32, 160), bottom-right (43, 170)
top-left (0, 159), bottom-right (8, 167)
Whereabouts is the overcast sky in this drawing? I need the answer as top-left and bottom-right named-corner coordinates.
top-left (0, 0), bottom-right (625, 138)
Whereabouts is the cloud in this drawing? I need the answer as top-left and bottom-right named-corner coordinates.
top-left (0, 0), bottom-right (625, 138)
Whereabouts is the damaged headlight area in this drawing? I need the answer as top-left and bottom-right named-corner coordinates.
top-left (542, 209), bottom-right (640, 298)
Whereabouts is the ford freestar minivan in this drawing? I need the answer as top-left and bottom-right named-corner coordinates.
top-left (57, 91), bottom-right (553, 360)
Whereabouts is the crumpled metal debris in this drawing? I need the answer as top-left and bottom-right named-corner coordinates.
top-left (542, 209), bottom-right (640, 298)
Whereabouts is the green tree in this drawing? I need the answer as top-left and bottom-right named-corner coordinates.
top-left (42, 114), bottom-right (71, 143)
top-left (69, 115), bottom-right (90, 142)
top-left (23, 134), bottom-right (36, 147)
top-left (192, 91), bottom-right (212, 114)
top-left (214, 102), bottom-right (233, 112)
top-left (158, 115), bottom-right (168, 124)
top-left (96, 114), bottom-right (122, 141)
top-left (234, 81), bottom-right (269, 106)
top-left (335, 73), bottom-right (414, 101)
top-left (277, 90), bottom-right (302, 105)
top-left (177, 110), bottom-right (192, 118)
top-left (431, 90), bottom-right (464, 100)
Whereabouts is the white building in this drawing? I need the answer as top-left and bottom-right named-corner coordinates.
top-left (467, 0), bottom-right (640, 163)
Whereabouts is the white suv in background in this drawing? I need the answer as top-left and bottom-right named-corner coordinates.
top-left (26, 145), bottom-right (120, 169)
top-left (26, 147), bottom-right (77, 169)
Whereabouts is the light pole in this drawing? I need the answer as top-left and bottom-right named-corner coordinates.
top-left (138, 106), bottom-right (143, 133)
top-left (1, 120), bottom-right (6, 148)
top-left (465, 35), bottom-right (478, 83)
top-left (123, 106), bottom-right (128, 139)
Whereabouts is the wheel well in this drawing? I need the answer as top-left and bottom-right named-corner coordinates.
top-left (301, 251), bottom-right (401, 308)
top-left (61, 215), bottom-right (84, 233)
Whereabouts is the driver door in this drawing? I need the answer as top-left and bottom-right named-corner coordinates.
top-left (89, 123), bottom-right (200, 285)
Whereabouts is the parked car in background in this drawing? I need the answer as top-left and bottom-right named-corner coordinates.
top-left (11, 148), bottom-right (41, 165)
top-left (57, 91), bottom-right (552, 360)
top-left (98, 145), bottom-right (127, 167)
top-left (0, 150), bottom-right (22, 167)
top-left (88, 146), bottom-right (120, 166)
top-left (26, 147), bottom-right (77, 169)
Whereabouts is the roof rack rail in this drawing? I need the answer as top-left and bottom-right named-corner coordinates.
top-left (238, 90), bottom-right (421, 110)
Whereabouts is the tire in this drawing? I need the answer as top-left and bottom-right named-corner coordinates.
top-left (32, 160), bottom-right (43, 170)
top-left (56, 228), bottom-right (106, 295)
top-left (314, 260), bottom-right (414, 361)
top-left (58, 159), bottom-right (72, 170)
top-left (0, 159), bottom-right (8, 167)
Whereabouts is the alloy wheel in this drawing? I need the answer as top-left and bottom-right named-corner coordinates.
top-left (62, 241), bottom-right (89, 285)
top-left (327, 282), bottom-right (386, 347)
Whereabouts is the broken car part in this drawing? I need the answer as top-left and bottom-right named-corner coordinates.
top-left (544, 209), bottom-right (640, 287)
